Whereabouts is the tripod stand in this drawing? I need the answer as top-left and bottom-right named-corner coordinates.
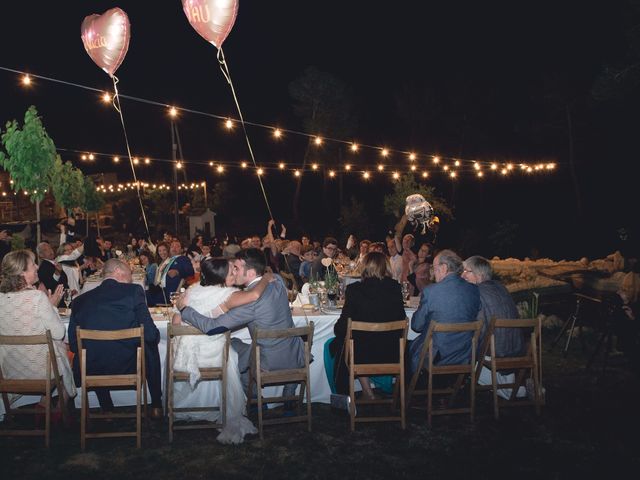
top-left (550, 293), bottom-right (601, 357)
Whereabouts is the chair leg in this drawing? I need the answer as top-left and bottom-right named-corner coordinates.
top-left (491, 359), bottom-right (499, 420)
top-left (349, 370), bottom-right (356, 432)
top-left (168, 373), bottom-right (174, 443)
top-left (427, 370), bottom-right (433, 427)
top-left (45, 390), bottom-right (51, 449)
top-left (81, 388), bottom-right (87, 450)
top-left (136, 377), bottom-right (141, 449)
top-left (470, 369), bottom-right (476, 422)
top-left (400, 372), bottom-right (406, 430)
top-left (306, 379), bottom-right (312, 432)
top-left (256, 378), bottom-right (264, 441)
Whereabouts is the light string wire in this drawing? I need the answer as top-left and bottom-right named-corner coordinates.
top-left (216, 48), bottom-right (274, 221)
top-left (111, 75), bottom-right (151, 240)
top-left (0, 66), bottom-right (558, 172)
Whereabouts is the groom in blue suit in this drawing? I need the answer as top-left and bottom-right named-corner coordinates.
top-left (68, 259), bottom-right (163, 417)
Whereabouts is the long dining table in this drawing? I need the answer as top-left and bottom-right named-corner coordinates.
top-left (0, 302), bottom-right (419, 418)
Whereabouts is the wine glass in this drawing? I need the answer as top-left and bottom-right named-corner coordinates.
top-left (63, 289), bottom-right (73, 310)
top-left (401, 281), bottom-right (410, 302)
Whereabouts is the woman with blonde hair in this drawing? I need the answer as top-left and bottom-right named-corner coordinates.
top-left (329, 252), bottom-right (406, 398)
top-left (0, 250), bottom-right (76, 411)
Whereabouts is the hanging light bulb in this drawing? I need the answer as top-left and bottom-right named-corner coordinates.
top-left (314, 136), bottom-right (323, 146)
top-left (279, 162), bottom-right (286, 170)
top-left (102, 92), bottom-right (112, 103)
top-left (311, 163), bottom-right (319, 170)
top-left (329, 170), bottom-right (336, 178)
top-left (176, 161), bottom-right (183, 169)
top-left (21, 74), bottom-right (31, 86)
top-left (273, 128), bottom-right (282, 138)
top-left (225, 118), bottom-right (233, 130)
top-left (113, 156), bottom-right (120, 163)
top-left (168, 106), bottom-right (178, 118)
top-left (381, 148), bottom-right (389, 157)
top-left (351, 143), bottom-right (359, 152)
top-left (409, 152), bottom-right (416, 161)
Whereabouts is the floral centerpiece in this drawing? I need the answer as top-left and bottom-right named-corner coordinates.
top-left (321, 257), bottom-right (339, 303)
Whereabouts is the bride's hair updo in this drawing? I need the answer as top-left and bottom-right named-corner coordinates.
top-left (200, 257), bottom-right (230, 287)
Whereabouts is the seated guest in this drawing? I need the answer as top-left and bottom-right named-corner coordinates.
top-left (299, 245), bottom-right (317, 283)
top-left (462, 255), bottom-right (523, 355)
top-left (311, 237), bottom-right (339, 280)
top-left (352, 239), bottom-right (371, 270)
top-left (329, 252), bottom-right (406, 397)
top-left (387, 238), bottom-right (403, 282)
top-left (462, 255), bottom-right (526, 398)
top-left (37, 242), bottom-right (69, 306)
top-left (368, 242), bottom-right (385, 254)
top-left (0, 250), bottom-right (76, 411)
top-left (146, 240), bottom-right (194, 306)
top-left (409, 249), bottom-right (480, 375)
top-left (279, 240), bottom-right (303, 289)
top-left (56, 242), bottom-right (84, 293)
top-left (138, 249), bottom-right (158, 289)
top-left (68, 259), bottom-right (163, 417)
top-left (98, 238), bottom-right (115, 262)
top-left (408, 243), bottom-right (433, 295)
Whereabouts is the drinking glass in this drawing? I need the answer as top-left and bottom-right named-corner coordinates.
top-left (401, 281), bottom-right (410, 302)
top-left (63, 289), bottom-right (73, 309)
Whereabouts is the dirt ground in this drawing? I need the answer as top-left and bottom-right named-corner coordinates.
top-left (2, 319), bottom-right (640, 479)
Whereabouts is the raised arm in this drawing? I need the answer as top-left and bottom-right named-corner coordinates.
top-left (394, 214), bottom-right (409, 253)
top-left (220, 272), bottom-right (273, 313)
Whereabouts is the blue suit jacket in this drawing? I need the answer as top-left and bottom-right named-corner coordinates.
top-left (68, 278), bottom-right (160, 383)
top-left (409, 274), bottom-right (480, 373)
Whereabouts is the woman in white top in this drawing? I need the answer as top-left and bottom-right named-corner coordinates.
top-left (0, 250), bottom-right (77, 409)
top-left (171, 257), bottom-right (272, 444)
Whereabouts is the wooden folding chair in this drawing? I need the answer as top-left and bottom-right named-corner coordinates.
top-left (76, 326), bottom-right (147, 450)
top-left (279, 271), bottom-right (299, 293)
top-left (166, 324), bottom-right (229, 442)
top-left (247, 322), bottom-right (314, 440)
top-left (346, 318), bottom-right (408, 432)
top-left (480, 317), bottom-right (543, 419)
top-left (407, 320), bottom-right (482, 426)
top-left (0, 330), bottom-right (66, 448)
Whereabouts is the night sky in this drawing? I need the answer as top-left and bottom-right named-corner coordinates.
top-left (1, 1), bottom-right (637, 259)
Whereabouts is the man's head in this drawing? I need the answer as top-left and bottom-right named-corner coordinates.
top-left (286, 240), bottom-right (302, 256)
top-left (369, 242), bottom-right (384, 253)
top-left (301, 235), bottom-right (310, 247)
top-left (103, 239), bottom-right (112, 250)
top-left (386, 239), bottom-right (397, 257)
top-left (433, 249), bottom-right (463, 283)
top-left (462, 255), bottom-right (492, 285)
top-left (301, 245), bottom-right (316, 262)
top-left (169, 240), bottom-right (182, 256)
top-left (36, 242), bottom-right (55, 260)
top-left (201, 244), bottom-right (211, 257)
top-left (322, 237), bottom-right (338, 258)
top-left (359, 240), bottom-right (371, 255)
top-left (402, 234), bottom-right (415, 251)
top-left (233, 248), bottom-right (266, 286)
top-left (250, 236), bottom-right (262, 249)
top-left (102, 258), bottom-right (132, 283)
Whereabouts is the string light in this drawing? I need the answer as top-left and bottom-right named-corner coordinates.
top-left (329, 170), bottom-right (336, 178)
top-left (241, 161), bottom-right (247, 168)
top-left (88, 154), bottom-right (95, 161)
top-left (443, 165), bottom-right (449, 171)
top-left (422, 171), bottom-right (429, 178)
top-left (132, 157), bottom-right (139, 165)
top-left (176, 161), bottom-right (183, 169)
top-left (278, 162), bottom-right (285, 170)
top-left (410, 165), bottom-right (417, 171)
top-left (450, 171), bottom-right (457, 178)
top-left (4, 68), bottom-right (559, 177)
top-left (392, 172), bottom-right (400, 180)
top-left (81, 154), bottom-right (87, 161)
top-left (477, 171), bottom-right (484, 178)
top-left (113, 156), bottom-right (120, 163)
top-left (217, 165), bottom-right (224, 173)
top-left (363, 171), bottom-right (370, 180)
top-left (256, 168), bottom-right (264, 176)
top-left (294, 170), bottom-right (301, 177)
top-left (311, 163), bottom-right (319, 170)
top-left (377, 164), bottom-right (385, 171)
top-left (144, 157), bottom-right (150, 165)
top-left (209, 161), bottom-right (214, 166)
top-left (345, 164), bottom-right (352, 171)
top-left (491, 163), bottom-right (498, 170)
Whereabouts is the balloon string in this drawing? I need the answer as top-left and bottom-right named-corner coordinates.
top-left (217, 47), bottom-right (274, 222)
top-left (111, 75), bottom-right (151, 240)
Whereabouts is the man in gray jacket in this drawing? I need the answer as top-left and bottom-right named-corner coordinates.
top-left (175, 248), bottom-right (304, 394)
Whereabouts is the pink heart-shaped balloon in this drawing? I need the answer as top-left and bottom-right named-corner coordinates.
top-left (182, 0), bottom-right (239, 48)
top-left (81, 8), bottom-right (131, 77)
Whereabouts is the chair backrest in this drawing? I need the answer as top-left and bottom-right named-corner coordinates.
top-left (489, 317), bottom-right (541, 363)
top-left (168, 324), bottom-right (205, 337)
top-left (0, 330), bottom-right (59, 382)
top-left (279, 271), bottom-right (298, 292)
top-left (425, 320), bottom-right (483, 363)
top-left (252, 322), bottom-right (315, 371)
top-left (76, 326), bottom-right (145, 377)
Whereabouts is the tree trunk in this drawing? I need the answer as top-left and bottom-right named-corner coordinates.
top-left (85, 211), bottom-right (89, 237)
top-left (96, 211), bottom-right (101, 237)
top-left (36, 200), bottom-right (41, 246)
top-left (566, 104), bottom-right (582, 218)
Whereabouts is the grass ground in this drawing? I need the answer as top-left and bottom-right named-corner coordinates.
top-left (2, 326), bottom-right (640, 479)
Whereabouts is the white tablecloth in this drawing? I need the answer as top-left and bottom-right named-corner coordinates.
top-left (1, 304), bottom-right (419, 416)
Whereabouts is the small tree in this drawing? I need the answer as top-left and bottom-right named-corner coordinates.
top-left (0, 106), bottom-right (58, 244)
top-left (51, 157), bottom-right (85, 214)
top-left (339, 196), bottom-right (371, 243)
top-left (383, 173), bottom-right (453, 220)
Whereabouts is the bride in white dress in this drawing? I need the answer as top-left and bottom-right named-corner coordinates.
top-left (171, 257), bottom-right (272, 444)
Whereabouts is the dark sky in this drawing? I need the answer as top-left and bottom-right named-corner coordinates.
top-left (1, 1), bottom-right (636, 258)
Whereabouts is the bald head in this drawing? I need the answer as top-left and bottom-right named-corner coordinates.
top-left (102, 259), bottom-right (132, 283)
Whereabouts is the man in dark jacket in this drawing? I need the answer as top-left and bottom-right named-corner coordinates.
top-left (68, 259), bottom-right (162, 417)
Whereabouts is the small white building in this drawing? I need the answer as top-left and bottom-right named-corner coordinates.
top-left (188, 208), bottom-right (216, 239)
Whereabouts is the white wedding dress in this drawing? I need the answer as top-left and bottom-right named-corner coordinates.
top-left (172, 283), bottom-right (257, 444)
